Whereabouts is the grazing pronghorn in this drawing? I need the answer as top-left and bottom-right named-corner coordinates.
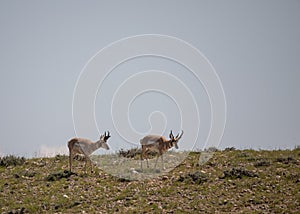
top-left (140, 130), bottom-right (183, 170)
top-left (67, 131), bottom-right (111, 172)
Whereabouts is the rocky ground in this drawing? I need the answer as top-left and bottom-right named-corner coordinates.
top-left (0, 148), bottom-right (299, 213)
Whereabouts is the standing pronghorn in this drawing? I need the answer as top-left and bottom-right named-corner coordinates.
top-left (67, 131), bottom-right (111, 172)
top-left (140, 130), bottom-right (183, 170)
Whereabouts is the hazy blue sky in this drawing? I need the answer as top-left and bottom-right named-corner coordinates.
top-left (0, 1), bottom-right (299, 157)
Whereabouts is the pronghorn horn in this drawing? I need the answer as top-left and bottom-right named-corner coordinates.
top-left (177, 130), bottom-right (184, 139)
top-left (169, 130), bottom-right (174, 139)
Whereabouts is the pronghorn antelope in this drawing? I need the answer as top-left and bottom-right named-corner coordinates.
top-left (67, 131), bottom-right (111, 172)
top-left (140, 130), bottom-right (183, 170)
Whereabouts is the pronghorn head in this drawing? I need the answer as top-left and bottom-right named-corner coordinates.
top-left (99, 131), bottom-right (111, 150)
top-left (169, 130), bottom-right (184, 149)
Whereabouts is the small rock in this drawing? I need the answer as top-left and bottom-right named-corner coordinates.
top-left (130, 168), bottom-right (139, 174)
top-left (162, 176), bottom-right (169, 180)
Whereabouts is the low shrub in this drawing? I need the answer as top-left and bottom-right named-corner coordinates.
top-left (45, 170), bottom-right (76, 181)
top-left (237, 152), bottom-right (250, 158)
top-left (221, 167), bottom-right (258, 179)
top-left (254, 160), bottom-right (271, 167)
top-left (224, 147), bottom-right (236, 151)
top-left (118, 147), bottom-right (157, 159)
top-left (275, 156), bottom-right (295, 164)
top-left (204, 147), bottom-right (219, 152)
top-left (178, 171), bottom-right (208, 184)
top-left (118, 148), bottom-right (141, 158)
top-left (0, 155), bottom-right (26, 167)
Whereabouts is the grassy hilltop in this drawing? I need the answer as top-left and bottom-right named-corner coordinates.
top-left (0, 148), bottom-right (299, 213)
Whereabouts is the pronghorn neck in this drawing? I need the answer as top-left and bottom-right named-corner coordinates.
top-left (94, 139), bottom-right (103, 148)
top-left (85, 140), bottom-right (101, 152)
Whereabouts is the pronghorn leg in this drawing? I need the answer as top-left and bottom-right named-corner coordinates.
top-left (161, 154), bottom-right (165, 170)
top-left (84, 155), bottom-right (92, 173)
top-left (84, 156), bottom-right (88, 173)
top-left (69, 151), bottom-right (72, 172)
top-left (142, 148), bottom-right (150, 168)
top-left (154, 155), bottom-right (159, 169)
top-left (140, 151), bottom-right (143, 169)
top-left (88, 156), bottom-right (93, 173)
top-left (146, 154), bottom-right (149, 168)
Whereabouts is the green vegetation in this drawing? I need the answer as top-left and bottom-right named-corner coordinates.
top-left (117, 147), bottom-right (157, 159)
top-left (0, 149), bottom-right (299, 213)
top-left (0, 155), bottom-right (26, 167)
